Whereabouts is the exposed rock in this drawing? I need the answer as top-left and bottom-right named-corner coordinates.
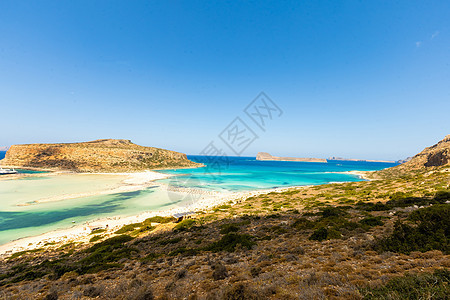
top-left (374, 135), bottom-right (450, 178)
top-left (395, 135), bottom-right (449, 169)
top-left (284, 254), bottom-right (298, 261)
top-left (256, 152), bottom-right (327, 163)
top-left (396, 157), bottom-right (413, 164)
top-left (211, 262), bottom-right (228, 280)
top-left (0, 139), bottom-right (202, 172)
top-left (223, 256), bottom-right (239, 264)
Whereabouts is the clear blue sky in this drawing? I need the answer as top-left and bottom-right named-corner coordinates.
top-left (1, 1), bottom-right (449, 160)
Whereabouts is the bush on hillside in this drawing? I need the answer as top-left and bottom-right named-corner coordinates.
top-left (375, 204), bottom-right (449, 254)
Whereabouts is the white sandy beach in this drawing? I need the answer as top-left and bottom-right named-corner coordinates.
top-left (0, 177), bottom-right (303, 257)
top-left (18, 171), bottom-right (173, 206)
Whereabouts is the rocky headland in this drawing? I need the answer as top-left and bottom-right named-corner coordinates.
top-left (0, 139), bottom-right (202, 172)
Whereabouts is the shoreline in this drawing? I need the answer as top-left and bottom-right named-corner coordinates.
top-left (0, 184), bottom-right (306, 257)
top-left (0, 169), bottom-right (370, 257)
top-left (0, 163), bottom-right (206, 173)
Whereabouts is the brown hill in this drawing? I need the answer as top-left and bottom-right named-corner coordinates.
top-left (0, 139), bottom-right (202, 172)
top-left (395, 135), bottom-right (450, 169)
top-left (373, 135), bottom-right (450, 178)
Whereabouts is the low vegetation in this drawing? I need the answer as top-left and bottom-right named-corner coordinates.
top-left (0, 166), bottom-right (449, 299)
top-left (360, 269), bottom-right (450, 299)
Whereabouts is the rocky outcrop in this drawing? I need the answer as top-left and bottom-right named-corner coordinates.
top-left (256, 152), bottom-right (327, 163)
top-left (397, 135), bottom-right (450, 169)
top-left (373, 135), bottom-right (450, 178)
top-left (0, 139), bottom-right (202, 172)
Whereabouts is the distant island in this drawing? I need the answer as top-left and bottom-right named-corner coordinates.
top-left (0, 139), bottom-right (202, 172)
top-left (256, 152), bottom-right (327, 163)
top-left (328, 156), bottom-right (397, 163)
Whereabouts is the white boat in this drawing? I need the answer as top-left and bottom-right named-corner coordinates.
top-left (0, 167), bottom-right (18, 175)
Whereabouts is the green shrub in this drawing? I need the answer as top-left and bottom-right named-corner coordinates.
top-left (8, 248), bottom-right (43, 260)
top-left (360, 269), bottom-right (450, 299)
top-left (89, 235), bottom-right (103, 243)
top-left (309, 227), bottom-right (328, 241)
top-left (309, 227), bottom-right (342, 241)
top-left (375, 204), bottom-right (449, 254)
top-left (77, 235), bottom-right (136, 274)
top-left (359, 216), bottom-right (384, 227)
top-left (1, 236), bottom-right (136, 285)
top-left (90, 229), bottom-right (106, 235)
top-left (205, 233), bottom-right (256, 252)
top-left (434, 190), bottom-right (450, 202)
top-left (143, 216), bottom-right (175, 225)
top-left (217, 204), bottom-right (232, 210)
top-left (115, 223), bottom-right (141, 234)
top-left (219, 223), bottom-right (240, 234)
top-left (292, 218), bottom-right (315, 230)
top-left (356, 201), bottom-right (390, 211)
top-left (320, 206), bottom-right (348, 218)
top-left (141, 253), bottom-right (161, 261)
top-left (174, 219), bottom-right (196, 231)
top-left (86, 235), bottom-right (134, 253)
top-left (359, 191), bottom-right (450, 212)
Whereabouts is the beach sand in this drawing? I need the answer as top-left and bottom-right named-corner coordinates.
top-left (0, 175), bottom-right (304, 257)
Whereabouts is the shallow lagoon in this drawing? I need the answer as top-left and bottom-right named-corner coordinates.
top-left (0, 154), bottom-right (397, 245)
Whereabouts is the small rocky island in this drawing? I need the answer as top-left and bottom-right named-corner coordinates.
top-left (0, 139), bottom-right (202, 172)
top-left (256, 152), bottom-right (327, 163)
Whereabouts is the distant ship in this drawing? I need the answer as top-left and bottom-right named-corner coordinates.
top-left (0, 167), bottom-right (18, 175)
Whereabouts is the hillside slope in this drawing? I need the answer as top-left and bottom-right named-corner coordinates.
top-left (373, 134), bottom-right (450, 178)
top-left (0, 139), bottom-right (202, 172)
top-left (399, 135), bottom-right (450, 169)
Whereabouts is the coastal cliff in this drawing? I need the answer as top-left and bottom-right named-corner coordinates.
top-left (256, 152), bottom-right (327, 163)
top-left (0, 139), bottom-right (202, 172)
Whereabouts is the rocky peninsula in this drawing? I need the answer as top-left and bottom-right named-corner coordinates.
top-left (0, 139), bottom-right (202, 172)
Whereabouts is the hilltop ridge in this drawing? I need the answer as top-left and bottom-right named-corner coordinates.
top-left (0, 139), bottom-right (202, 172)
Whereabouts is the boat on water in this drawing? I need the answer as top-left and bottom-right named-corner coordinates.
top-left (0, 167), bottom-right (18, 175)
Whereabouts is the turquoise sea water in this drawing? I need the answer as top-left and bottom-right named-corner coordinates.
top-left (160, 155), bottom-right (397, 192)
top-left (0, 153), bottom-right (398, 245)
